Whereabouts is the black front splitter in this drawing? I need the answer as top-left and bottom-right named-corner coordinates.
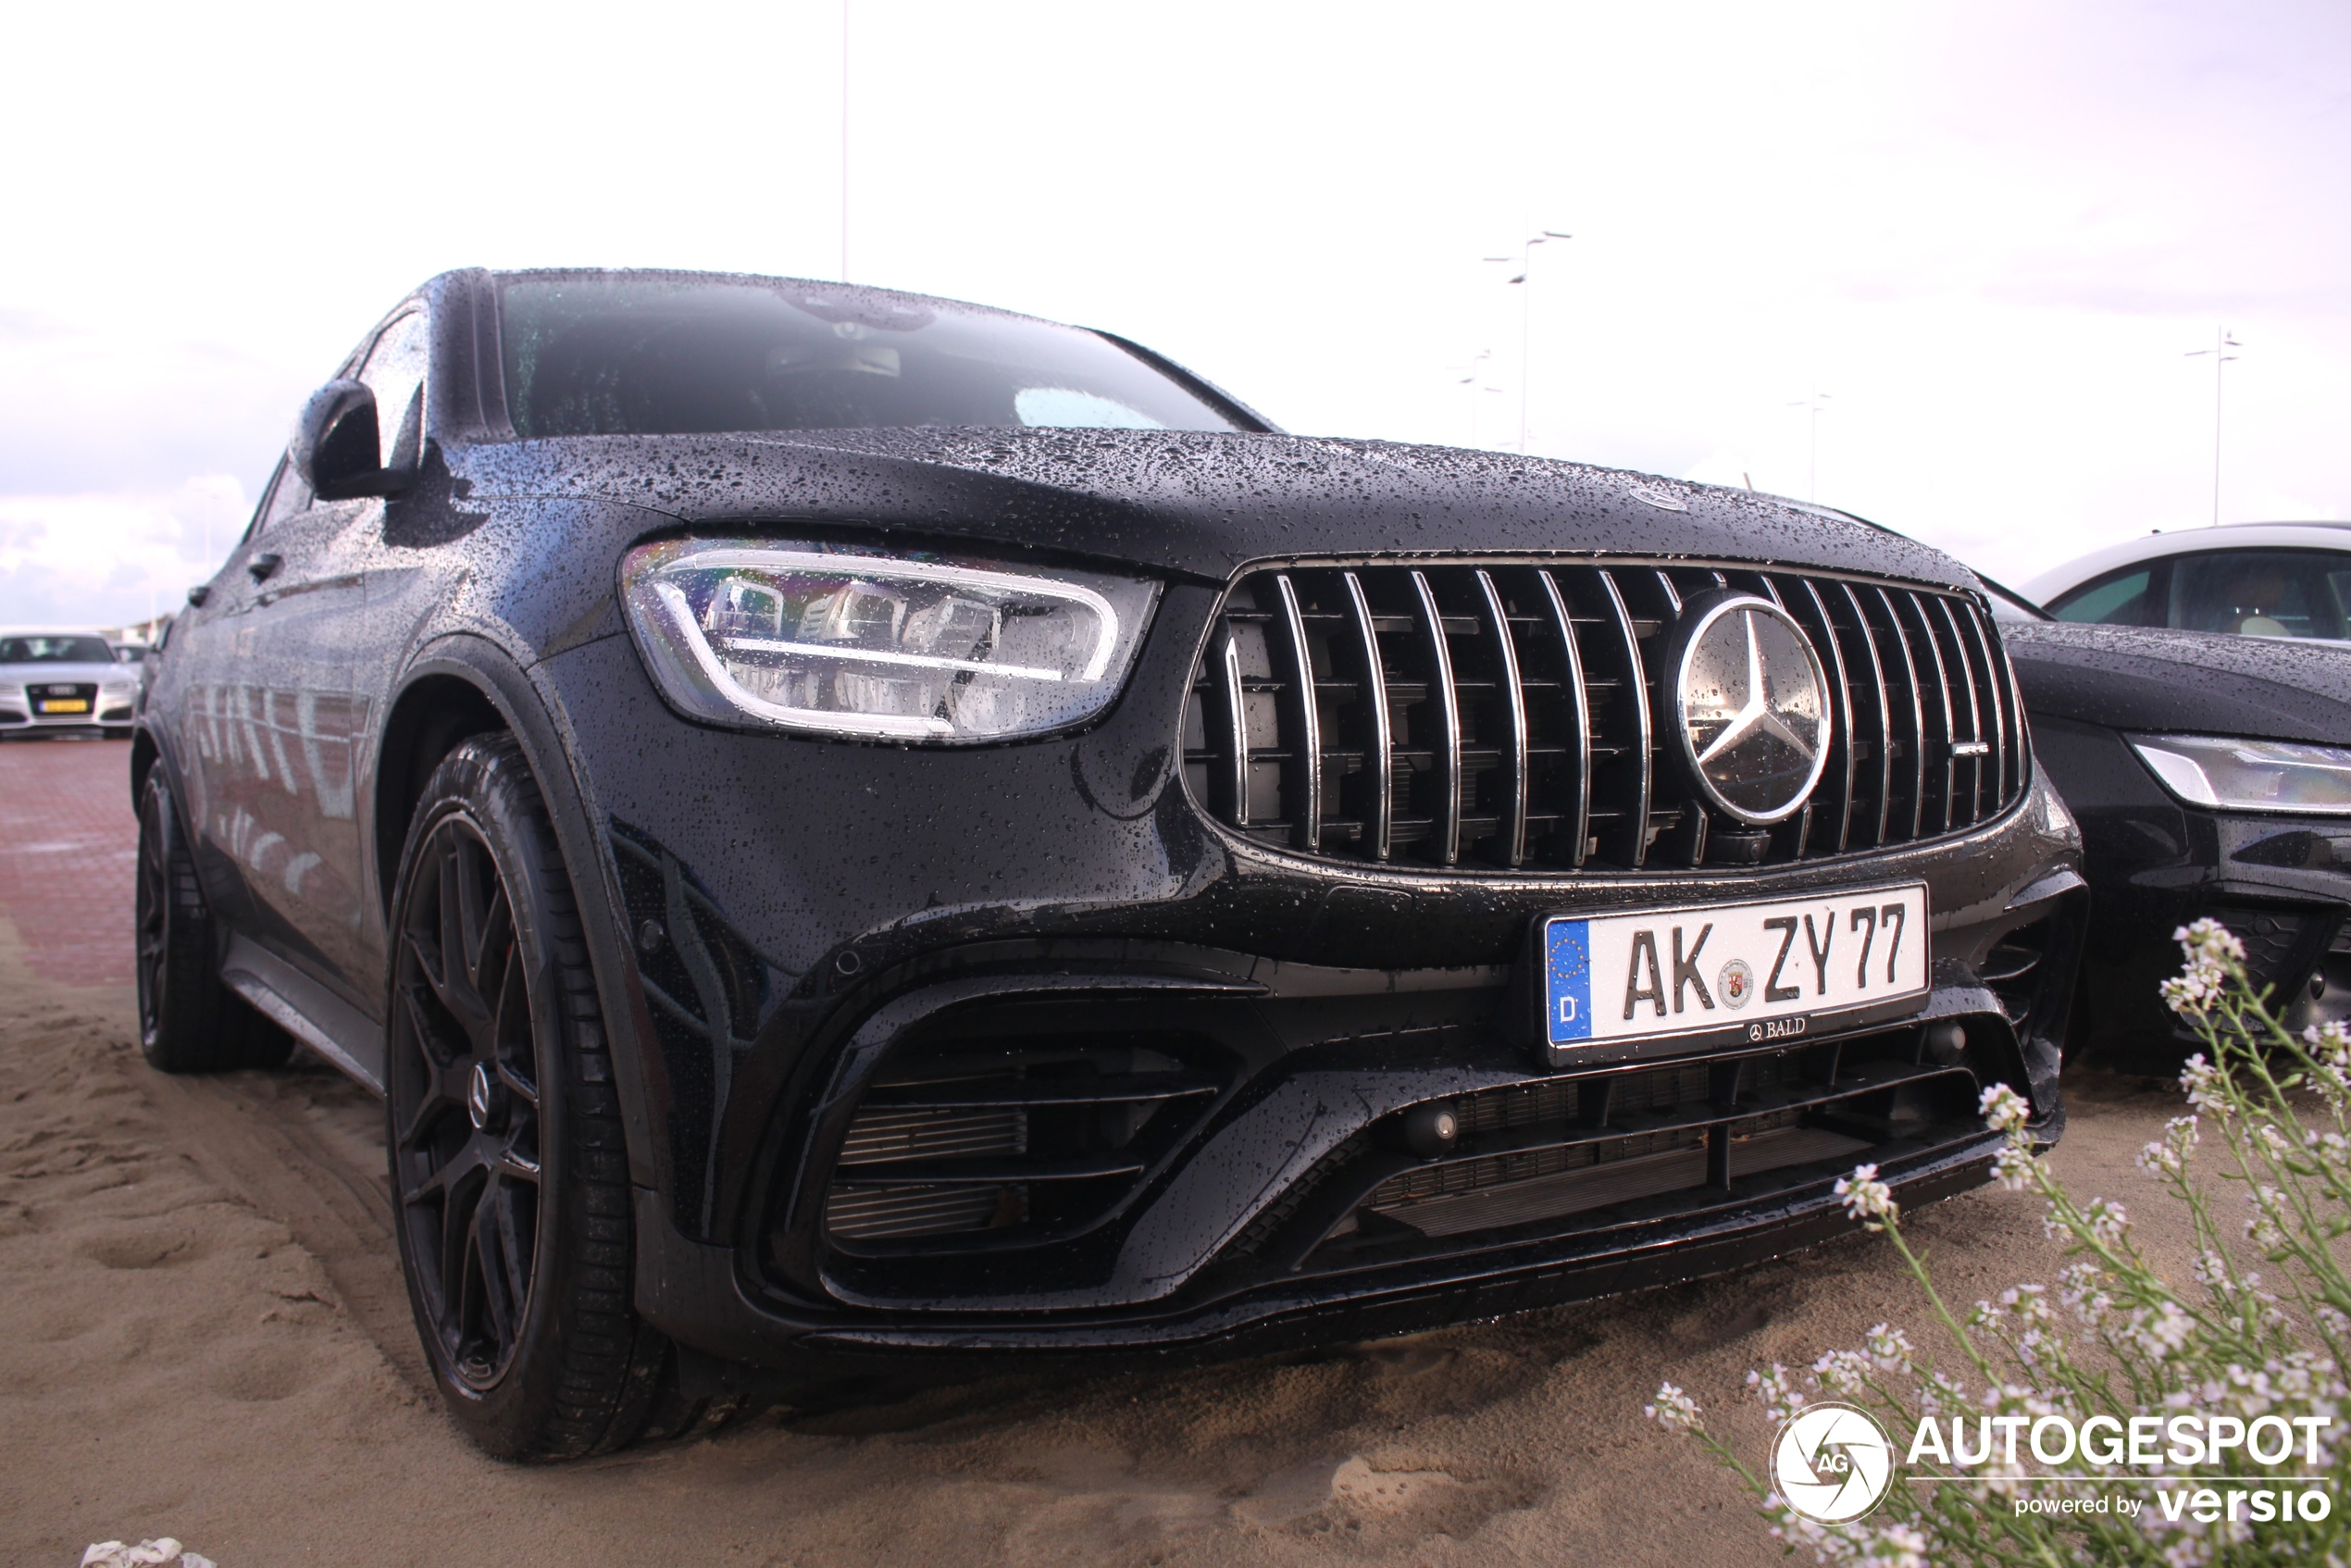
top-left (639, 1136), bottom-right (1999, 1375)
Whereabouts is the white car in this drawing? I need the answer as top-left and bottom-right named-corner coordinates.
top-left (2021, 521), bottom-right (2351, 641)
top-left (0, 628), bottom-right (141, 738)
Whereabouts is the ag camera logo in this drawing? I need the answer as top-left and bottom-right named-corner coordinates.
top-left (1773, 1402), bottom-right (1896, 1524)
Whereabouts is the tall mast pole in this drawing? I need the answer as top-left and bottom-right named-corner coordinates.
top-left (840, 0), bottom-right (851, 282)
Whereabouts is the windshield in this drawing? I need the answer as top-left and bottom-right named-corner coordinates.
top-left (0, 635), bottom-right (113, 664)
top-left (497, 276), bottom-right (1245, 439)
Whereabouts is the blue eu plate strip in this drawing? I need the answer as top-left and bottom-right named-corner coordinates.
top-left (1546, 917), bottom-right (1592, 1043)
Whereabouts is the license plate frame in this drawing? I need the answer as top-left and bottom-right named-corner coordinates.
top-left (1539, 882), bottom-right (1932, 1065)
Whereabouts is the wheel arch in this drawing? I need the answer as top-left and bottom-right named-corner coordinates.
top-left (375, 638), bottom-right (663, 1194)
top-left (129, 725), bottom-right (160, 803)
top-left (129, 719), bottom-right (198, 857)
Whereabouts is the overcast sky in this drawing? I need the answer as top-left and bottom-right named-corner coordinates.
top-left (2, 0), bottom-right (2345, 627)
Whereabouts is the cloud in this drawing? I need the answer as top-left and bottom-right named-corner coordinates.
top-left (0, 477), bottom-right (248, 628)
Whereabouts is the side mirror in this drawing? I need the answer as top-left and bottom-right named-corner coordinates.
top-left (292, 380), bottom-right (414, 501)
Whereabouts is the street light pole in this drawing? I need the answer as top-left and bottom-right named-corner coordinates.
top-left (840, 0), bottom-right (851, 282)
top-left (1482, 230), bottom-right (1572, 455)
top-left (2184, 328), bottom-right (2241, 527)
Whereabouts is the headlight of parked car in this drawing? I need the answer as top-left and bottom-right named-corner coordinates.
top-left (2129, 734), bottom-right (2351, 815)
top-left (620, 539), bottom-right (1161, 742)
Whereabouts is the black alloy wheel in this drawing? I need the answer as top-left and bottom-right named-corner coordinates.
top-left (386, 734), bottom-right (698, 1459)
top-left (393, 803), bottom-right (547, 1390)
top-left (135, 770), bottom-right (287, 1072)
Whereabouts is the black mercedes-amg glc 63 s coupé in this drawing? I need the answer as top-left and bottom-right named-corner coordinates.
top-left (131, 268), bottom-right (2084, 1457)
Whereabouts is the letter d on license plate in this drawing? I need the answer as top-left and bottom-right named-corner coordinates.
top-left (1544, 883), bottom-right (1930, 1050)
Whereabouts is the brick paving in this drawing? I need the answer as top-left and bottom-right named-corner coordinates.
top-left (0, 738), bottom-right (138, 986)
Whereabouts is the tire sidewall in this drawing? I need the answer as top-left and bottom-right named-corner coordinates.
top-left (133, 774), bottom-right (168, 1056)
top-left (386, 741), bottom-right (590, 1456)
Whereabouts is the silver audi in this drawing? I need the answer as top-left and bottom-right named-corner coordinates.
top-left (0, 628), bottom-right (140, 740)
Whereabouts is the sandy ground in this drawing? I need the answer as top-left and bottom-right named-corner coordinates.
top-left (0, 739), bottom-right (2208, 1567)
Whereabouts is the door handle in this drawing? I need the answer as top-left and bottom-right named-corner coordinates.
top-left (248, 553), bottom-right (282, 583)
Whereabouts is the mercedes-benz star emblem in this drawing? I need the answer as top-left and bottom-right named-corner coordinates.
top-left (1672, 594), bottom-right (1831, 825)
top-left (467, 1062), bottom-right (497, 1131)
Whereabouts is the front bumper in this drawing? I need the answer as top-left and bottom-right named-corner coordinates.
top-left (529, 579), bottom-right (2082, 1370)
top-left (0, 708), bottom-right (134, 734)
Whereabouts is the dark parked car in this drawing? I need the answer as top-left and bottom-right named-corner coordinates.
top-left (1991, 593), bottom-right (2351, 1070)
top-left (133, 268), bottom-right (2083, 1459)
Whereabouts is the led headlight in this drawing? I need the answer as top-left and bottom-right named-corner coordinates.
top-left (2129, 734), bottom-right (2351, 815)
top-left (621, 539), bottom-right (1160, 742)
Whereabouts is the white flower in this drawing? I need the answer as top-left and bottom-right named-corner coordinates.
top-left (1812, 1347), bottom-right (1873, 1393)
top-left (2179, 1055), bottom-right (2231, 1118)
top-left (2082, 1197), bottom-right (2131, 1248)
top-left (2137, 1115), bottom-right (2199, 1180)
top-left (1994, 1139), bottom-right (2041, 1190)
top-left (2178, 917), bottom-right (2246, 965)
top-left (1644, 1380), bottom-right (1702, 1432)
top-left (1748, 1363), bottom-right (1807, 1423)
top-left (1864, 1323), bottom-right (1914, 1375)
top-left (1856, 1521), bottom-right (1928, 1568)
top-left (2166, 922), bottom-right (2245, 1016)
top-left (1835, 1164), bottom-right (1899, 1227)
top-left (1979, 1082), bottom-right (2032, 1135)
top-left (2133, 1300), bottom-right (2196, 1358)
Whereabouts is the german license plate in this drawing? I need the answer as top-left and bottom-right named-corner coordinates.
top-left (1544, 883), bottom-right (1930, 1049)
top-left (36, 699), bottom-right (89, 714)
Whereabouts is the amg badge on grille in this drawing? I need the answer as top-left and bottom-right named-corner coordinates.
top-left (1670, 593), bottom-right (1832, 825)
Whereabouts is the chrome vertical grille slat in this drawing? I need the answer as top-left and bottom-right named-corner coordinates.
top-left (1534, 571), bottom-right (1593, 868)
top-left (1897, 591), bottom-right (1958, 834)
top-left (1183, 563), bottom-right (2027, 870)
top-left (1596, 570), bottom-right (1653, 868)
top-left (1215, 623), bottom-right (1249, 828)
top-left (1869, 587), bottom-right (1929, 843)
top-left (1410, 570), bottom-right (1464, 865)
top-left (1340, 572), bottom-right (1393, 861)
top-left (1835, 581), bottom-right (1894, 849)
top-left (1272, 574), bottom-right (1324, 852)
top-left (1958, 600), bottom-right (2011, 819)
top-left (1791, 579), bottom-right (1858, 853)
top-left (1474, 570), bottom-right (1532, 865)
top-left (1931, 595), bottom-right (1986, 825)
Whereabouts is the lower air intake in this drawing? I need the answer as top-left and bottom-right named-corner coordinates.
top-left (1298, 1027), bottom-right (1998, 1269)
top-left (820, 1029), bottom-right (1231, 1255)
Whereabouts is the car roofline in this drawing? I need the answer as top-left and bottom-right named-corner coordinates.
top-left (2021, 523), bottom-right (2351, 602)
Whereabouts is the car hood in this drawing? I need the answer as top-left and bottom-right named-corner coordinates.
top-left (0, 662), bottom-right (123, 684)
top-left (448, 428), bottom-right (1972, 587)
top-left (2006, 621), bottom-right (2351, 743)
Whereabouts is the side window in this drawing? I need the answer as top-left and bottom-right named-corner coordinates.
top-left (2168, 550), bottom-right (2351, 640)
top-left (2048, 566), bottom-right (2156, 627)
top-left (248, 456), bottom-right (314, 539)
top-left (359, 311), bottom-right (430, 469)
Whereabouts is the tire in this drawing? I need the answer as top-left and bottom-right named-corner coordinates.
top-left (385, 733), bottom-right (682, 1460)
top-left (135, 771), bottom-right (290, 1072)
